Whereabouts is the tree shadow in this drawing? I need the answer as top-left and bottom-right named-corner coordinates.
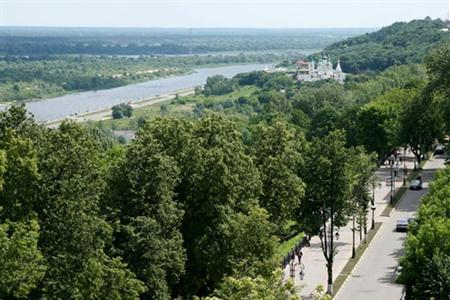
top-left (377, 246), bottom-right (406, 284)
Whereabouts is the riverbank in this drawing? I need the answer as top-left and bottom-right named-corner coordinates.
top-left (45, 87), bottom-right (195, 128)
top-left (24, 63), bottom-right (269, 122)
top-left (0, 52), bottom-right (289, 104)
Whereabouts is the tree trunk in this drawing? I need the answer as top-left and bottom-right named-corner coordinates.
top-left (359, 214), bottom-right (363, 242)
top-left (327, 210), bottom-right (335, 295)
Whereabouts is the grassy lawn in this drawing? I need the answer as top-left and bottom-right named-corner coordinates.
top-left (276, 232), bottom-right (305, 261)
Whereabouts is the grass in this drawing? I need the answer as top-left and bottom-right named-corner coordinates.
top-left (90, 85), bottom-right (258, 131)
top-left (332, 222), bottom-right (382, 297)
top-left (91, 99), bottom-right (195, 130)
top-left (276, 232), bottom-right (305, 261)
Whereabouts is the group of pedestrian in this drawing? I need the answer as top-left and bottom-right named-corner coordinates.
top-left (288, 241), bottom-right (306, 279)
top-left (282, 235), bottom-right (313, 281)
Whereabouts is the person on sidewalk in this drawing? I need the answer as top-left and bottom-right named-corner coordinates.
top-left (289, 260), bottom-right (296, 280)
top-left (297, 250), bottom-right (303, 264)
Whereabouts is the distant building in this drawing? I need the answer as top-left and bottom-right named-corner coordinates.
top-left (295, 58), bottom-right (346, 84)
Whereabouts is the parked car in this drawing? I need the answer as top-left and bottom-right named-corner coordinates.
top-left (409, 179), bottom-right (422, 190)
top-left (396, 218), bottom-right (409, 232)
top-left (434, 145), bottom-right (445, 155)
top-left (395, 265), bottom-right (403, 277)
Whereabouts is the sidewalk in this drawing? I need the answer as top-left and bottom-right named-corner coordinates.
top-left (283, 151), bottom-right (416, 298)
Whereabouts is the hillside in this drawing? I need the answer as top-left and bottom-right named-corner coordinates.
top-left (318, 18), bottom-right (450, 73)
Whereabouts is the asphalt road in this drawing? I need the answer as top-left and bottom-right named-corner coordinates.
top-left (335, 155), bottom-right (446, 300)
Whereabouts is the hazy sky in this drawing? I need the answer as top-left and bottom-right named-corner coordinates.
top-left (1, 0), bottom-right (449, 28)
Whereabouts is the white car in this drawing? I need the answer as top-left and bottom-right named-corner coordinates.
top-left (409, 179), bottom-right (423, 190)
top-left (396, 218), bottom-right (409, 232)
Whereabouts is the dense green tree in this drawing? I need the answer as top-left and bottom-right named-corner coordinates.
top-left (204, 75), bottom-right (235, 96)
top-left (319, 18), bottom-right (449, 73)
top-left (424, 41), bottom-right (450, 133)
top-left (0, 106), bottom-right (40, 222)
top-left (356, 88), bottom-right (414, 158)
top-left (207, 270), bottom-right (299, 300)
top-left (400, 168), bottom-right (450, 299)
top-left (105, 127), bottom-right (185, 299)
top-left (398, 93), bottom-right (444, 165)
top-left (141, 115), bottom-right (271, 297)
top-left (222, 205), bottom-right (279, 279)
top-left (249, 121), bottom-right (306, 236)
top-left (0, 220), bottom-right (46, 299)
top-left (35, 122), bottom-right (145, 299)
top-left (401, 218), bottom-right (450, 299)
top-left (112, 103), bottom-right (133, 119)
top-left (257, 90), bottom-right (292, 116)
top-left (309, 106), bottom-right (339, 138)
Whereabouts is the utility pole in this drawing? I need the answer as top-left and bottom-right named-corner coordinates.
top-left (188, 28), bottom-right (193, 56)
top-left (448, 0), bottom-right (450, 22)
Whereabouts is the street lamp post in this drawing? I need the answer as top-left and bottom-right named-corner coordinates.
top-left (371, 182), bottom-right (382, 230)
top-left (352, 216), bottom-right (356, 258)
top-left (389, 154), bottom-right (395, 205)
top-left (403, 147), bottom-right (408, 186)
top-left (371, 203), bottom-right (376, 230)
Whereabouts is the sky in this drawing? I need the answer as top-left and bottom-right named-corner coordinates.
top-left (1, 0), bottom-right (449, 28)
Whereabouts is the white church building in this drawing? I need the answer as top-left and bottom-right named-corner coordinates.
top-left (295, 58), bottom-right (346, 84)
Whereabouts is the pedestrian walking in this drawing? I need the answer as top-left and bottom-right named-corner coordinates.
top-left (297, 250), bottom-right (303, 264)
top-left (305, 236), bottom-right (311, 247)
top-left (289, 260), bottom-right (295, 279)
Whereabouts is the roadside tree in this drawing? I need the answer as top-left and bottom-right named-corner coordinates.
top-left (298, 130), bottom-right (354, 295)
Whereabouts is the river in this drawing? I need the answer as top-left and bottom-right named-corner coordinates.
top-left (19, 64), bottom-right (269, 122)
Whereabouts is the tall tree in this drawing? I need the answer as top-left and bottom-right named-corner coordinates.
top-left (142, 115), bottom-right (271, 297)
top-left (424, 40), bottom-right (450, 133)
top-left (348, 148), bottom-right (377, 257)
top-left (398, 93), bottom-right (444, 165)
top-left (356, 89), bottom-right (413, 158)
top-left (250, 121), bottom-right (306, 236)
top-left (35, 122), bottom-right (145, 299)
top-left (298, 130), bottom-right (354, 295)
top-left (0, 150), bottom-right (46, 299)
top-left (0, 220), bottom-right (46, 299)
top-left (0, 105), bottom-right (40, 222)
top-left (105, 127), bottom-right (185, 299)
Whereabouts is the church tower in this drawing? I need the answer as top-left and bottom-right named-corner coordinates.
top-left (336, 59), bottom-right (343, 73)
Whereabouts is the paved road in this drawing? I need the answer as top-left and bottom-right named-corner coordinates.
top-left (285, 153), bottom-right (416, 297)
top-left (334, 155), bottom-right (446, 300)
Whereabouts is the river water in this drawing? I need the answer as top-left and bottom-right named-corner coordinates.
top-left (19, 64), bottom-right (268, 122)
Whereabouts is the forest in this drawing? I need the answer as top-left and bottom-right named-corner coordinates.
top-left (1, 32), bottom-right (449, 299)
top-left (0, 27), bottom-right (368, 56)
top-left (0, 53), bottom-right (288, 102)
top-left (318, 18), bottom-right (450, 73)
